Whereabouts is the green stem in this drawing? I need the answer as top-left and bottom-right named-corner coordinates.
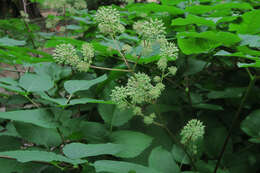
top-left (213, 74), bottom-right (256, 173)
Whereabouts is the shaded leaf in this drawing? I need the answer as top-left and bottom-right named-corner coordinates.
top-left (63, 143), bottom-right (122, 159)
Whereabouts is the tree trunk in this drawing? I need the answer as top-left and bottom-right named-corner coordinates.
top-left (0, 0), bottom-right (41, 19)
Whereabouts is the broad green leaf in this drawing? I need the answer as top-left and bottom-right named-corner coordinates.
top-left (186, 3), bottom-right (252, 15)
top-left (79, 121), bottom-right (109, 143)
top-left (94, 160), bottom-right (161, 173)
top-left (0, 83), bottom-right (25, 94)
top-left (0, 136), bottom-right (22, 151)
top-left (0, 77), bottom-right (18, 86)
top-left (195, 160), bottom-right (229, 173)
top-left (207, 88), bottom-right (245, 99)
top-left (229, 10), bottom-right (260, 34)
top-left (0, 123), bottom-right (21, 138)
top-left (171, 144), bottom-right (190, 165)
top-left (239, 34), bottom-right (260, 47)
top-left (172, 15), bottom-right (216, 27)
top-left (0, 159), bottom-right (45, 173)
top-left (177, 31), bottom-right (240, 54)
top-left (0, 109), bottom-right (58, 128)
top-left (66, 25), bottom-right (82, 30)
top-left (0, 46), bottom-right (52, 64)
top-left (241, 110), bottom-right (260, 138)
top-left (64, 74), bottom-right (107, 94)
top-left (110, 130), bottom-right (153, 158)
top-left (33, 62), bottom-right (72, 82)
top-left (126, 3), bottom-right (184, 16)
top-left (45, 37), bottom-right (85, 48)
top-left (38, 92), bottom-right (113, 106)
top-left (0, 150), bottom-right (85, 165)
top-left (204, 127), bottom-right (233, 158)
top-left (68, 98), bottom-right (113, 106)
top-left (193, 103), bottom-right (223, 111)
top-left (183, 58), bottom-right (207, 76)
top-left (14, 122), bottom-right (62, 147)
top-left (63, 143), bottom-right (122, 159)
top-left (0, 37), bottom-right (26, 46)
top-left (149, 146), bottom-right (180, 173)
top-left (19, 73), bottom-right (54, 92)
top-left (98, 104), bottom-right (134, 127)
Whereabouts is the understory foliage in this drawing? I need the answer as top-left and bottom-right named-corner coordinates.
top-left (0, 0), bottom-right (260, 173)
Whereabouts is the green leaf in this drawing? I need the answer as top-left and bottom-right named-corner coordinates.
top-left (0, 77), bottom-right (18, 86)
top-left (64, 74), bottom-right (107, 94)
top-left (14, 122), bottom-right (62, 147)
top-left (239, 34), bottom-right (260, 47)
top-left (126, 3), bottom-right (184, 16)
top-left (0, 150), bottom-right (85, 165)
top-left (110, 130), bottom-right (153, 158)
top-left (171, 144), bottom-right (190, 165)
top-left (207, 88), bottom-right (245, 99)
top-left (94, 160), bottom-right (161, 173)
top-left (229, 10), bottom-right (260, 34)
top-left (79, 121), bottom-right (109, 143)
top-left (185, 3), bottom-right (252, 15)
top-left (98, 104), bottom-right (134, 127)
top-left (33, 62), bottom-right (72, 82)
top-left (0, 46), bottom-right (52, 64)
top-left (183, 58), bottom-right (207, 76)
top-left (241, 110), bottom-right (260, 138)
top-left (193, 103), bottom-right (223, 111)
top-left (177, 31), bottom-right (240, 54)
top-left (204, 127), bottom-right (233, 158)
top-left (0, 83), bottom-right (25, 94)
top-left (0, 37), bottom-right (26, 46)
top-left (63, 143), bottom-right (122, 159)
top-left (19, 73), bottom-right (54, 92)
top-left (0, 109), bottom-right (58, 128)
top-left (149, 146), bottom-right (180, 173)
top-left (172, 14), bottom-right (216, 27)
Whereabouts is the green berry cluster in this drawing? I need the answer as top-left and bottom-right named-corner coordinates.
top-left (133, 19), bottom-right (166, 40)
top-left (43, 0), bottom-right (86, 14)
top-left (111, 72), bottom-right (165, 124)
top-left (180, 119), bottom-right (205, 154)
top-left (53, 43), bottom-right (94, 72)
top-left (94, 6), bottom-right (125, 35)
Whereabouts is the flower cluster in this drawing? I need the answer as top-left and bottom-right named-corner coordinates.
top-left (53, 43), bottom-right (94, 72)
top-left (94, 6), bottom-right (125, 35)
top-left (180, 119), bottom-right (205, 154)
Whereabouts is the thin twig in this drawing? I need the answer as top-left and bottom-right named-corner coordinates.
top-left (90, 65), bottom-right (132, 72)
top-left (25, 95), bottom-right (40, 108)
top-left (213, 73), bottom-right (256, 173)
top-left (66, 94), bottom-right (73, 105)
top-left (110, 34), bottom-right (133, 72)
